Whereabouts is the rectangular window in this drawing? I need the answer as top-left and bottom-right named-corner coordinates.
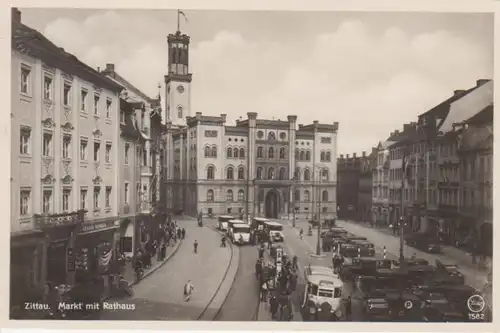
top-left (42, 132), bottom-right (52, 157)
top-left (120, 110), bottom-right (126, 123)
top-left (94, 141), bottom-right (100, 162)
top-left (93, 186), bottom-right (101, 209)
top-left (125, 143), bottom-right (130, 164)
top-left (80, 138), bottom-right (88, 161)
top-left (20, 189), bottom-right (31, 216)
top-left (20, 66), bottom-right (30, 94)
top-left (81, 89), bottom-right (88, 111)
top-left (42, 190), bottom-right (52, 214)
top-left (106, 99), bottom-right (112, 118)
top-left (43, 76), bottom-right (53, 101)
top-left (80, 188), bottom-right (88, 209)
top-left (105, 143), bottom-right (112, 163)
top-left (143, 148), bottom-right (148, 166)
top-left (62, 189), bottom-right (71, 212)
top-left (62, 135), bottom-right (71, 159)
top-left (20, 127), bottom-right (31, 155)
top-left (94, 94), bottom-right (100, 115)
top-left (124, 183), bottom-right (129, 204)
top-left (63, 83), bottom-right (72, 106)
top-left (105, 186), bottom-right (112, 207)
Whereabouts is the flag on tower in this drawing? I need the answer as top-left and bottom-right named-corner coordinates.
top-left (178, 10), bottom-right (188, 22)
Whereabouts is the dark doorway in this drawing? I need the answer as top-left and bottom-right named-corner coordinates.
top-left (265, 190), bottom-right (279, 219)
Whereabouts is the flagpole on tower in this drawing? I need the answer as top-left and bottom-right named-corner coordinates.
top-left (177, 9), bottom-right (180, 32)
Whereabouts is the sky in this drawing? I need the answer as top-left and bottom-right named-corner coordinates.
top-left (19, 9), bottom-right (493, 155)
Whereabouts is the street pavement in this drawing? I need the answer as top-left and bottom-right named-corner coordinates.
top-left (99, 219), bottom-right (232, 320)
top-left (201, 218), bottom-right (261, 321)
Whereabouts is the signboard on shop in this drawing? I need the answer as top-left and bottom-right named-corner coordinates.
top-left (80, 219), bottom-right (118, 234)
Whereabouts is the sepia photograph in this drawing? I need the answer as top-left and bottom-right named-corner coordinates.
top-left (9, 6), bottom-right (493, 323)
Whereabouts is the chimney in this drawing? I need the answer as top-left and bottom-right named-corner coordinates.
top-left (403, 123), bottom-right (411, 132)
top-left (220, 113), bottom-right (227, 123)
top-left (97, 67), bottom-right (100, 72)
top-left (454, 89), bottom-right (465, 96)
top-left (353, 153), bottom-right (357, 158)
top-left (362, 151), bottom-right (366, 157)
top-left (12, 8), bottom-right (21, 23)
top-left (346, 154), bottom-right (350, 159)
top-left (106, 63), bottom-right (115, 72)
top-left (394, 130), bottom-right (400, 135)
top-left (340, 154), bottom-right (344, 159)
top-left (313, 120), bottom-right (319, 125)
top-left (476, 79), bottom-right (489, 87)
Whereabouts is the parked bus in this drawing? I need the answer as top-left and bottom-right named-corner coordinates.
top-left (230, 223), bottom-right (251, 245)
top-left (251, 217), bottom-right (269, 231)
top-left (218, 215), bottom-right (234, 231)
top-left (264, 221), bottom-right (285, 242)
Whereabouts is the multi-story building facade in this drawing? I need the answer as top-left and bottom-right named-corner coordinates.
top-left (161, 27), bottom-right (338, 220)
top-left (11, 8), bottom-right (122, 304)
top-left (372, 141), bottom-right (392, 226)
top-left (101, 64), bottom-right (162, 253)
top-left (337, 152), bottom-right (372, 221)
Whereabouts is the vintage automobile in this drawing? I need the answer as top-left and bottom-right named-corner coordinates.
top-left (301, 265), bottom-right (343, 321)
top-left (218, 215), bottom-right (234, 231)
top-left (435, 260), bottom-right (465, 285)
top-left (349, 239), bottom-right (375, 257)
top-left (363, 297), bottom-right (392, 321)
top-left (229, 223), bottom-right (251, 245)
top-left (405, 233), bottom-right (441, 253)
top-left (419, 284), bottom-right (477, 317)
top-left (340, 256), bottom-right (391, 281)
top-left (264, 221), bottom-right (285, 242)
top-left (419, 292), bottom-right (465, 322)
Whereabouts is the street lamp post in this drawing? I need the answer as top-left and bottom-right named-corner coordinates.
top-left (292, 177), bottom-right (297, 228)
top-left (316, 167), bottom-right (322, 256)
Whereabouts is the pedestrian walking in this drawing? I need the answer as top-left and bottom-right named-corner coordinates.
top-left (160, 243), bottom-right (166, 261)
top-left (260, 280), bottom-right (268, 302)
top-left (345, 296), bottom-right (352, 320)
top-left (269, 295), bottom-right (278, 319)
top-left (193, 240), bottom-right (198, 254)
top-left (183, 280), bottom-right (194, 302)
top-left (181, 228), bottom-right (186, 239)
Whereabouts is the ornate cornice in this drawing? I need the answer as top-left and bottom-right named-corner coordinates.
top-left (92, 176), bottom-right (103, 185)
top-left (93, 85), bottom-right (102, 94)
top-left (42, 118), bottom-right (56, 128)
top-left (92, 128), bottom-right (103, 138)
top-left (61, 71), bottom-right (74, 82)
top-left (61, 122), bottom-right (74, 132)
top-left (61, 174), bottom-right (74, 184)
top-left (41, 174), bottom-right (55, 185)
top-left (42, 63), bottom-right (56, 74)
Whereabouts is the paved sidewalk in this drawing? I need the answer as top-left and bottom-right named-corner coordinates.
top-left (99, 220), bottom-right (233, 320)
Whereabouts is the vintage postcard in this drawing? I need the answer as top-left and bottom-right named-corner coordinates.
top-left (5, 1), bottom-right (495, 330)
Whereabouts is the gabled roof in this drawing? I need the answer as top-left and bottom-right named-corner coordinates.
top-left (12, 20), bottom-right (122, 92)
top-left (101, 67), bottom-right (155, 104)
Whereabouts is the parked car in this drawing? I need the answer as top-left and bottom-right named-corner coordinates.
top-left (435, 260), bottom-right (465, 285)
top-left (405, 233), bottom-right (441, 253)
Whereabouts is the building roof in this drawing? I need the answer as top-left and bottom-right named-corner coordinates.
top-left (101, 65), bottom-right (156, 104)
top-left (459, 125), bottom-right (493, 151)
top-left (439, 80), bottom-right (493, 134)
top-left (12, 20), bottom-right (122, 93)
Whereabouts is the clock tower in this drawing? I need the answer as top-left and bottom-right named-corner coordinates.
top-left (164, 29), bottom-right (192, 126)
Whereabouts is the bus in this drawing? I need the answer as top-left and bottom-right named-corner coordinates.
top-left (264, 221), bottom-right (284, 242)
top-left (230, 223), bottom-right (251, 245)
top-left (218, 215), bottom-right (234, 231)
top-left (252, 217), bottom-right (269, 231)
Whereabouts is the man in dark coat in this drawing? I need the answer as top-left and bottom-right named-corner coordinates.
top-left (269, 295), bottom-right (279, 319)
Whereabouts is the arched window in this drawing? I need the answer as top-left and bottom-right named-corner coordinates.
top-left (304, 169), bottom-right (311, 181)
top-left (279, 167), bottom-right (286, 180)
top-left (300, 151), bottom-right (305, 161)
top-left (279, 147), bottom-right (286, 159)
top-left (257, 146), bottom-right (263, 158)
top-left (238, 190), bottom-right (244, 202)
top-left (227, 147), bottom-right (233, 158)
top-left (295, 149), bottom-right (299, 160)
top-left (226, 190), bottom-right (233, 202)
top-left (257, 167), bottom-right (263, 179)
top-left (304, 190), bottom-right (310, 202)
top-left (326, 151), bottom-right (331, 162)
top-left (207, 166), bottom-right (215, 180)
top-left (306, 150), bottom-right (311, 161)
top-left (211, 146), bottom-right (217, 157)
top-left (226, 167), bottom-right (234, 180)
top-left (234, 148), bottom-right (239, 158)
top-left (239, 148), bottom-right (245, 158)
top-left (322, 190), bottom-right (329, 202)
top-left (267, 167), bottom-right (275, 180)
top-left (295, 190), bottom-right (300, 202)
top-left (320, 151), bottom-right (326, 162)
top-left (322, 169), bottom-right (329, 181)
top-left (207, 189), bottom-right (214, 202)
top-left (238, 166), bottom-right (245, 180)
top-left (268, 147), bottom-right (274, 159)
top-left (204, 146), bottom-right (210, 158)
top-left (177, 105), bottom-right (183, 118)
top-left (268, 132), bottom-right (276, 141)
top-left (294, 167), bottom-right (301, 181)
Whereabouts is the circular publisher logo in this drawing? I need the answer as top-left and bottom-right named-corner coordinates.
top-left (404, 300), bottom-right (413, 310)
top-left (467, 294), bottom-right (485, 313)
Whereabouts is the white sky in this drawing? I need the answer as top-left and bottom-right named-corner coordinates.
top-left (20, 9), bottom-right (493, 154)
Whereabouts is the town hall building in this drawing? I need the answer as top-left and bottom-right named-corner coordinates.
top-left (161, 28), bottom-right (339, 220)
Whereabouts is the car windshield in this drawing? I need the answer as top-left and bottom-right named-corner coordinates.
top-left (267, 225), bottom-right (283, 231)
top-left (233, 226), bottom-right (250, 233)
top-left (318, 289), bottom-right (333, 298)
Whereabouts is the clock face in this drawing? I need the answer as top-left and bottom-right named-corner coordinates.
top-left (177, 85), bottom-right (185, 93)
